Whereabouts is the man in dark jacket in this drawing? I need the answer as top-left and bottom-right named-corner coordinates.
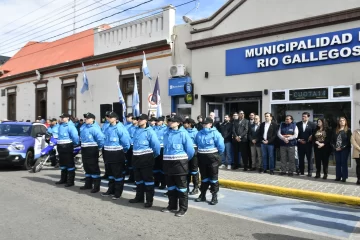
top-left (259, 113), bottom-right (278, 175)
top-left (296, 112), bottom-right (316, 176)
top-left (232, 111), bottom-right (249, 171)
top-left (219, 114), bottom-right (233, 170)
top-left (195, 115), bottom-right (203, 131)
top-left (248, 115), bottom-right (262, 172)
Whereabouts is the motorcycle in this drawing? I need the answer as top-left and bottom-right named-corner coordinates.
top-left (31, 133), bottom-right (82, 173)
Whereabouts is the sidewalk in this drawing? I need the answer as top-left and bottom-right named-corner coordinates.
top-left (218, 168), bottom-right (360, 206)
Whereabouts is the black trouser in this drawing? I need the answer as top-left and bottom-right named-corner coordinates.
top-left (239, 142), bottom-right (249, 169)
top-left (247, 142), bottom-right (252, 168)
top-left (154, 148), bottom-right (165, 186)
top-left (187, 153), bottom-right (199, 189)
top-left (133, 153), bottom-right (155, 202)
top-left (105, 150), bottom-right (126, 181)
top-left (58, 143), bottom-right (74, 170)
top-left (167, 175), bottom-right (188, 211)
top-left (198, 152), bottom-right (220, 193)
top-left (314, 146), bottom-right (329, 175)
top-left (298, 143), bottom-right (313, 174)
top-left (355, 159), bottom-right (360, 180)
top-left (82, 146), bottom-right (100, 178)
top-left (125, 146), bottom-right (134, 180)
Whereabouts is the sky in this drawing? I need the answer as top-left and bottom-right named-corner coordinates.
top-left (0, 0), bottom-right (226, 57)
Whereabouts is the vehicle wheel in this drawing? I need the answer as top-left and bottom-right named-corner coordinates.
top-left (23, 151), bottom-right (34, 170)
top-left (32, 158), bottom-right (43, 173)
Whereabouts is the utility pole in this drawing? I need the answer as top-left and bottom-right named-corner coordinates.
top-left (73, 0), bottom-right (76, 34)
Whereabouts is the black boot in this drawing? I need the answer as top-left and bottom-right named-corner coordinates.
top-left (209, 181), bottom-right (219, 205)
top-left (161, 190), bottom-right (178, 212)
top-left (195, 182), bottom-right (209, 202)
top-left (129, 183), bottom-right (144, 203)
top-left (187, 174), bottom-right (191, 193)
top-left (65, 171), bottom-right (75, 187)
top-left (101, 179), bottom-right (115, 197)
top-left (189, 173), bottom-right (199, 195)
top-left (112, 181), bottom-right (124, 200)
top-left (55, 170), bottom-right (67, 184)
top-left (314, 172), bottom-right (320, 179)
top-left (80, 177), bottom-right (92, 190)
top-left (91, 178), bottom-right (101, 193)
top-left (144, 185), bottom-right (154, 208)
top-left (210, 193), bottom-right (218, 205)
top-left (175, 190), bottom-right (188, 217)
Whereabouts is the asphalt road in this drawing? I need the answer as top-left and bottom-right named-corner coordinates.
top-left (0, 167), bottom-right (359, 240)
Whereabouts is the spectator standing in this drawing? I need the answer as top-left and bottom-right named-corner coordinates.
top-left (350, 120), bottom-right (360, 185)
top-left (296, 112), bottom-right (316, 177)
top-left (278, 115), bottom-right (298, 176)
top-left (196, 115), bottom-right (203, 131)
top-left (332, 117), bottom-right (352, 182)
top-left (313, 118), bottom-right (332, 179)
top-left (259, 113), bottom-right (277, 175)
top-left (232, 111), bottom-right (249, 171)
top-left (219, 114), bottom-right (233, 170)
top-left (248, 115), bottom-right (262, 172)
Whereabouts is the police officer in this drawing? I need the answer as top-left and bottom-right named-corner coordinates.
top-left (101, 112), bottom-right (131, 200)
top-left (161, 116), bottom-right (194, 217)
top-left (129, 114), bottom-right (160, 208)
top-left (80, 112), bottom-right (105, 193)
top-left (101, 111), bottom-right (111, 179)
top-left (149, 117), bottom-right (157, 129)
top-left (47, 118), bottom-right (59, 167)
top-left (183, 118), bottom-right (199, 195)
top-left (55, 113), bottom-right (80, 187)
top-left (125, 116), bottom-right (138, 183)
top-left (195, 117), bottom-right (225, 205)
top-left (153, 116), bottom-right (167, 189)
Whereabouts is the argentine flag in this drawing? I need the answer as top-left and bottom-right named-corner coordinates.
top-left (142, 51), bottom-right (152, 80)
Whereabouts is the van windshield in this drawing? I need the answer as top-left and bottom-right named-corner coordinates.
top-left (0, 124), bottom-right (31, 136)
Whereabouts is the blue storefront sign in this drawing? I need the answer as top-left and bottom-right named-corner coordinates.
top-left (226, 27), bottom-right (360, 76)
top-left (168, 77), bottom-right (192, 96)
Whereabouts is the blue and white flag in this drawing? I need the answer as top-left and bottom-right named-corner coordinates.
top-left (142, 51), bottom-right (152, 80)
top-left (117, 81), bottom-right (127, 124)
top-left (132, 73), bottom-right (140, 117)
top-left (151, 76), bottom-right (162, 118)
top-left (80, 62), bottom-right (89, 94)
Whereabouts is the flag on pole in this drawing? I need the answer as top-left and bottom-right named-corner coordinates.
top-left (151, 76), bottom-right (162, 118)
top-left (132, 73), bottom-right (140, 117)
top-left (142, 51), bottom-right (152, 80)
top-left (80, 62), bottom-right (89, 94)
top-left (117, 81), bottom-right (127, 124)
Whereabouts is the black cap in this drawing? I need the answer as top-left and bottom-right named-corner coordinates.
top-left (105, 111), bottom-right (111, 117)
top-left (149, 117), bottom-right (157, 122)
top-left (157, 116), bottom-right (165, 121)
top-left (170, 116), bottom-right (183, 123)
top-left (202, 117), bottom-right (213, 124)
top-left (83, 112), bottom-right (95, 119)
top-left (137, 114), bottom-right (148, 121)
top-left (50, 118), bottom-right (57, 122)
top-left (108, 112), bottom-right (118, 119)
top-left (59, 113), bottom-right (70, 118)
top-left (184, 118), bottom-right (196, 125)
top-left (197, 115), bottom-right (203, 120)
top-left (126, 113), bottom-right (133, 118)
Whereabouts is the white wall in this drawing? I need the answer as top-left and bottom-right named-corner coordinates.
top-left (191, 0), bottom-right (360, 41)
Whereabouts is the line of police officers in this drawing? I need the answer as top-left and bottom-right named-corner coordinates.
top-left (52, 111), bottom-right (224, 217)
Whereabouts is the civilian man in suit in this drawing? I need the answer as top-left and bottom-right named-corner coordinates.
top-left (296, 112), bottom-right (316, 177)
top-left (259, 113), bottom-right (277, 175)
top-left (233, 111), bottom-right (250, 171)
top-left (249, 115), bottom-right (262, 172)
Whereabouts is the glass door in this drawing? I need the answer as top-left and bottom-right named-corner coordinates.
top-left (206, 102), bottom-right (225, 122)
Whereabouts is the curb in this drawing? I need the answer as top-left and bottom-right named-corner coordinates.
top-left (219, 179), bottom-right (360, 206)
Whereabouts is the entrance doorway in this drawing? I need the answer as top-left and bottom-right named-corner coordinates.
top-left (225, 100), bottom-right (261, 118)
top-left (206, 102), bottom-right (224, 122)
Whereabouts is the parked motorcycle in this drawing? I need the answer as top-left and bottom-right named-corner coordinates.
top-left (31, 133), bottom-right (82, 173)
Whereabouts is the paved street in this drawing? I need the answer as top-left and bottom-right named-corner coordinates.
top-left (1, 167), bottom-right (360, 240)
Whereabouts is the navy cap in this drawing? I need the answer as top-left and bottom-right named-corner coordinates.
top-left (59, 113), bottom-right (70, 118)
top-left (137, 114), bottom-right (148, 121)
top-left (108, 112), bottom-right (118, 119)
top-left (202, 117), bottom-right (213, 124)
top-left (83, 112), bottom-right (95, 119)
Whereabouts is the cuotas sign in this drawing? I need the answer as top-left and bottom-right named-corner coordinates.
top-left (226, 27), bottom-right (360, 75)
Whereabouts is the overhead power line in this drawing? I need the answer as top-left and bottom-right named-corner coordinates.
top-left (0, 0), bottom-right (122, 48)
top-left (0, 0), bottom-right (88, 38)
top-left (1, 0), bottom-right (197, 61)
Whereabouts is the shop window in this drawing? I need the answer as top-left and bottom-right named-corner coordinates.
top-left (35, 88), bottom-right (47, 119)
top-left (60, 74), bottom-right (78, 118)
top-left (272, 91), bottom-right (285, 101)
top-left (120, 73), bottom-right (142, 114)
top-left (6, 86), bottom-right (17, 120)
top-left (333, 87), bottom-right (350, 98)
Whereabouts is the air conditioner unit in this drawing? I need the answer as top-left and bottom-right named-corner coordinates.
top-left (169, 64), bottom-right (186, 77)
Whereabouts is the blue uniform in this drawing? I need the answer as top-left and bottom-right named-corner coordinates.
top-left (47, 124), bottom-right (59, 138)
top-left (154, 124), bottom-right (167, 148)
top-left (101, 120), bottom-right (110, 134)
top-left (186, 127), bottom-right (198, 149)
top-left (153, 124), bottom-right (168, 183)
top-left (133, 126), bottom-right (160, 158)
top-left (127, 124), bottom-right (138, 145)
top-left (80, 123), bottom-right (105, 179)
top-left (58, 122), bottom-right (79, 145)
top-left (195, 127), bottom-right (224, 201)
top-left (104, 122), bottom-right (131, 154)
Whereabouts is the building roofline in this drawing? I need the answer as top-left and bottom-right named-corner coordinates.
top-left (186, 7), bottom-right (360, 50)
top-left (0, 39), bottom-right (169, 83)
